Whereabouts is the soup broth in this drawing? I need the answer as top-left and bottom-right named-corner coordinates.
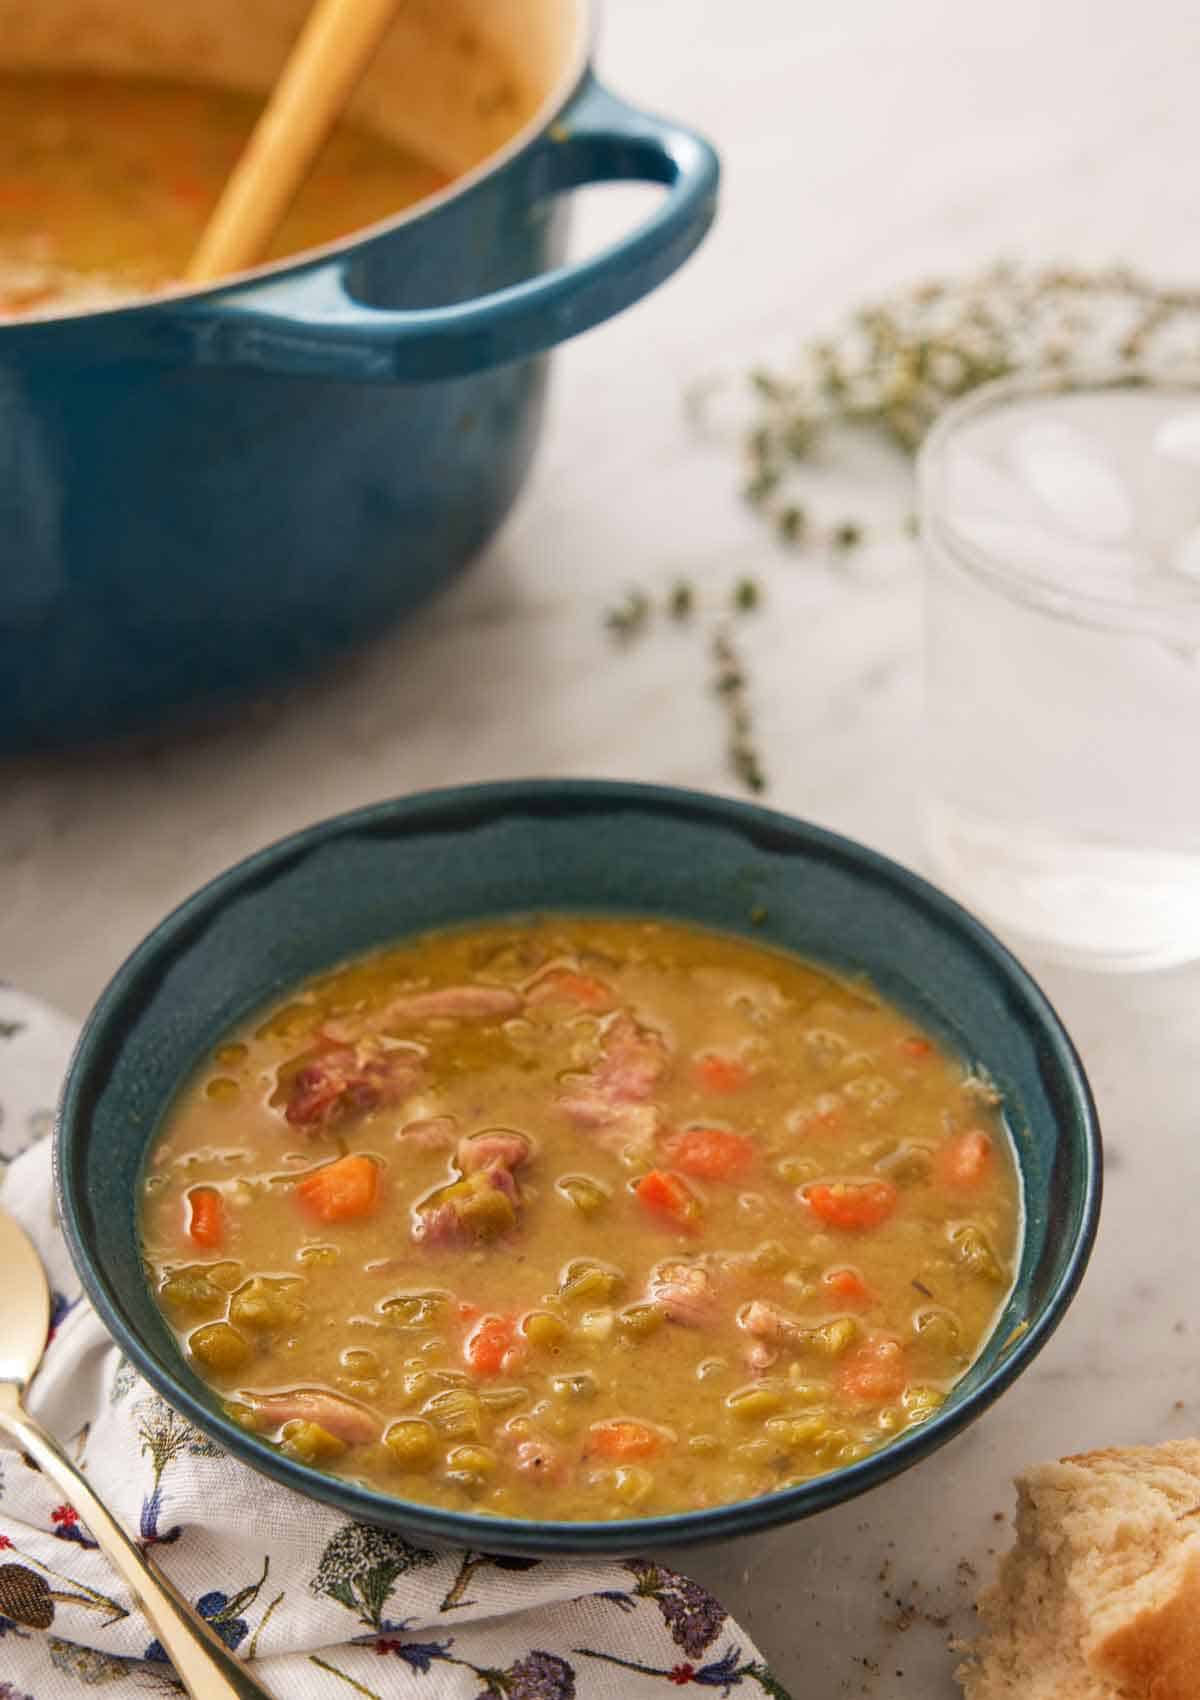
top-left (141, 916), bottom-right (1021, 1523)
top-left (0, 71), bottom-right (451, 315)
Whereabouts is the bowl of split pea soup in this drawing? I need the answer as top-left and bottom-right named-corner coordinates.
top-left (55, 781), bottom-right (1101, 1553)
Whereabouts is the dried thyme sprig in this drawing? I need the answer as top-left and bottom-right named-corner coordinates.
top-left (736, 261), bottom-right (1200, 546)
top-left (602, 582), bottom-right (768, 795)
top-left (712, 626), bottom-right (766, 794)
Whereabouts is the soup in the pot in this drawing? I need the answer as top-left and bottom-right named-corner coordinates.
top-left (141, 916), bottom-right (1021, 1523)
top-left (0, 71), bottom-right (453, 317)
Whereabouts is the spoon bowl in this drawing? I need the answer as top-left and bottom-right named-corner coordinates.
top-left (0, 1202), bottom-right (273, 1699)
top-left (0, 1207), bottom-right (50, 1390)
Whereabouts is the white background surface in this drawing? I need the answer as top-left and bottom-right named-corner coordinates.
top-left (4, 4), bottom-right (1200, 1694)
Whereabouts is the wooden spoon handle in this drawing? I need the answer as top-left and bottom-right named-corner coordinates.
top-left (0, 1388), bottom-right (275, 1700)
top-left (186, 0), bottom-right (401, 284)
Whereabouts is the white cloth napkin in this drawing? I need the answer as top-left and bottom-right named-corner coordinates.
top-left (0, 988), bottom-right (788, 1700)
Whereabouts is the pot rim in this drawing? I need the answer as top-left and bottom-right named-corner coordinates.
top-left (0, 0), bottom-right (595, 330)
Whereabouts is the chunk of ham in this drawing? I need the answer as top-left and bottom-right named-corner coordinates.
top-left (737, 1299), bottom-right (803, 1373)
top-left (558, 1014), bottom-right (670, 1150)
top-left (325, 984), bottom-right (522, 1043)
top-left (397, 1116), bottom-right (459, 1152)
top-left (645, 1260), bottom-right (715, 1327)
top-left (456, 1130), bottom-right (531, 1174)
top-left (413, 1166), bottom-right (518, 1246)
top-left (738, 1298), bottom-right (796, 1341)
top-left (412, 1127), bottom-right (529, 1249)
top-left (284, 1043), bottom-right (423, 1128)
top-left (244, 1389), bottom-right (378, 1446)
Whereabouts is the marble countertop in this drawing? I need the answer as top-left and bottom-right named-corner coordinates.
top-left (4, 1), bottom-right (1200, 1694)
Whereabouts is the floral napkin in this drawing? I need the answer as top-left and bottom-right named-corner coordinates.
top-left (0, 988), bottom-right (788, 1700)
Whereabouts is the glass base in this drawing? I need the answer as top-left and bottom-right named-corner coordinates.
top-left (923, 800), bottom-right (1200, 974)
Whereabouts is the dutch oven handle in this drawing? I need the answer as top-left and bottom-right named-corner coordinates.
top-left (179, 76), bottom-right (719, 383)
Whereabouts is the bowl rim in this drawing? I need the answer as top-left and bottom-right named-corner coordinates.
top-left (55, 778), bottom-right (1102, 1554)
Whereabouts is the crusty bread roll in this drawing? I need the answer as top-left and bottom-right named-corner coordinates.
top-left (958, 1440), bottom-right (1200, 1700)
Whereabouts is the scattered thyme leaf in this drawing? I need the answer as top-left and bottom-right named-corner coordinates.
top-left (743, 467), bottom-right (779, 505)
top-left (734, 577), bottom-right (762, 613)
top-left (777, 504), bottom-right (808, 546)
top-left (831, 522), bottom-right (863, 553)
top-left (604, 590), bottom-right (651, 642)
top-left (669, 581), bottom-right (695, 621)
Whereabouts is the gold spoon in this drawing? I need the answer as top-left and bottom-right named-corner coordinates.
top-left (0, 1205), bottom-right (274, 1699)
top-left (186, 0), bottom-right (403, 283)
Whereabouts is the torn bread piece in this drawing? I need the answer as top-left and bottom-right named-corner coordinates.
top-left (958, 1440), bottom-right (1200, 1700)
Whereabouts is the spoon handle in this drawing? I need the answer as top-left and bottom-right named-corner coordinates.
top-left (0, 1389), bottom-right (274, 1699)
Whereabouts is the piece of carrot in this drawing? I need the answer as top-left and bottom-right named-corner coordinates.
top-left (528, 970), bottom-right (614, 1010)
top-left (823, 1266), bottom-right (872, 1307)
top-left (693, 1053), bottom-right (751, 1094)
top-left (803, 1179), bottom-right (897, 1232)
top-left (296, 1154), bottom-right (380, 1223)
top-left (464, 1314), bottom-right (518, 1379)
top-left (936, 1128), bottom-right (993, 1190)
top-left (587, 1419), bottom-right (664, 1460)
top-left (186, 1186), bottom-right (224, 1250)
top-left (899, 1035), bottom-right (934, 1061)
top-left (634, 1169), bottom-right (703, 1232)
top-left (664, 1126), bottom-right (755, 1181)
top-left (836, 1337), bottom-right (908, 1405)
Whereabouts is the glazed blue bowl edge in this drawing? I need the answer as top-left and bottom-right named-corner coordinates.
top-left (54, 780), bottom-right (1102, 1555)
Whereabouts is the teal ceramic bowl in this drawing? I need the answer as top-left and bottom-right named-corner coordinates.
top-left (55, 781), bottom-right (1101, 1554)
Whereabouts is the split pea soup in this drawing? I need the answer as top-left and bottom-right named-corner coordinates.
top-left (140, 916), bottom-right (1021, 1522)
top-left (0, 72), bottom-right (451, 317)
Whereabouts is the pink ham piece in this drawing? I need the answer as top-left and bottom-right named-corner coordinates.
top-left (737, 1299), bottom-right (800, 1373)
top-left (558, 1014), bottom-right (670, 1149)
top-left (645, 1260), bottom-right (715, 1327)
top-left (738, 1298), bottom-right (794, 1340)
top-left (284, 1043), bottom-right (423, 1129)
top-left (325, 984), bottom-right (522, 1043)
top-left (412, 1166), bottom-right (518, 1248)
top-left (244, 1389), bottom-right (378, 1446)
top-left (456, 1130), bottom-right (531, 1174)
top-left (397, 1116), bottom-right (459, 1152)
top-left (411, 1125), bottom-right (530, 1248)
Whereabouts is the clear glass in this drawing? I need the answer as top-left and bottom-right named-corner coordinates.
top-left (919, 370), bottom-right (1200, 973)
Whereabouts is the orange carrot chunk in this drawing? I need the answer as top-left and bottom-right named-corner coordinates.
top-left (823, 1266), bottom-right (872, 1306)
top-left (803, 1179), bottom-right (897, 1232)
top-left (296, 1153), bottom-right (380, 1223)
top-left (186, 1186), bottom-right (224, 1250)
top-left (665, 1126), bottom-right (754, 1181)
top-left (634, 1169), bottom-right (704, 1232)
top-left (464, 1314), bottom-right (518, 1379)
top-left (836, 1337), bottom-right (908, 1405)
top-left (899, 1035), bottom-right (934, 1061)
top-left (528, 969), bottom-right (614, 1010)
top-left (693, 1053), bottom-right (751, 1094)
top-left (587, 1419), bottom-right (664, 1460)
top-left (936, 1128), bottom-right (993, 1190)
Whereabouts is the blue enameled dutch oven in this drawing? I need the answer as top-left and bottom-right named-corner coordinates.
top-left (0, 0), bottom-right (718, 751)
top-left (56, 780), bottom-right (1102, 1556)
